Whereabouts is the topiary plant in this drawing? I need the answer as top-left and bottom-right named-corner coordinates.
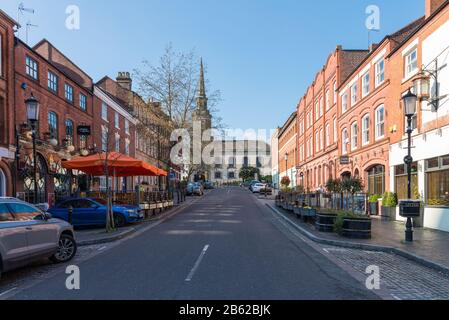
top-left (369, 194), bottom-right (381, 203)
top-left (382, 192), bottom-right (398, 207)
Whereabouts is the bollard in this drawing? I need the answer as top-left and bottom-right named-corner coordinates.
top-left (68, 206), bottom-right (73, 225)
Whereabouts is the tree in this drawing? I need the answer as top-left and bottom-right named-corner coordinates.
top-left (134, 43), bottom-right (223, 130)
top-left (239, 167), bottom-right (260, 182)
top-left (341, 177), bottom-right (364, 212)
top-left (280, 176), bottom-right (291, 190)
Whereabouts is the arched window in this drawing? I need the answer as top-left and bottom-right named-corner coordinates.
top-left (48, 112), bottom-right (58, 140)
top-left (375, 105), bottom-right (385, 139)
top-left (367, 165), bottom-right (385, 195)
top-left (65, 119), bottom-right (74, 146)
top-left (351, 121), bottom-right (358, 150)
top-left (362, 114), bottom-right (370, 145)
top-left (342, 128), bottom-right (348, 155)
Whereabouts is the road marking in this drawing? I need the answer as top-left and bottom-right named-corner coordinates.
top-left (98, 246), bottom-right (107, 251)
top-left (185, 245), bottom-right (210, 282)
top-left (0, 287), bottom-right (17, 298)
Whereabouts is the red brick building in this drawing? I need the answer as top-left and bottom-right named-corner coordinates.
top-left (97, 73), bottom-right (173, 191)
top-left (0, 10), bottom-right (17, 197)
top-left (296, 47), bottom-right (369, 191)
top-left (92, 85), bottom-right (137, 191)
top-left (14, 39), bottom-right (95, 204)
top-left (336, 18), bottom-right (423, 196)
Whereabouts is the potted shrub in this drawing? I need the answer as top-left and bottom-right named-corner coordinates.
top-left (381, 192), bottom-right (398, 221)
top-left (368, 194), bottom-right (381, 216)
top-left (334, 211), bottom-right (372, 239)
top-left (280, 176), bottom-right (291, 191)
top-left (316, 208), bottom-right (338, 232)
top-left (326, 178), bottom-right (343, 209)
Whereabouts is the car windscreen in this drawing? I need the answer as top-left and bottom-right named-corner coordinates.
top-left (91, 198), bottom-right (108, 205)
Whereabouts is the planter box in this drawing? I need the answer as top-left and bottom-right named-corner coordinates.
top-left (342, 218), bottom-right (372, 239)
top-left (149, 203), bottom-right (158, 210)
top-left (293, 206), bottom-right (301, 216)
top-left (381, 206), bottom-right (396, 221)
top-left (368, 202), bottom-right (379, 216)
top-left (316, 212), bottom-right (337, 233)
top-left (301, 208), bottom-right (317, 222)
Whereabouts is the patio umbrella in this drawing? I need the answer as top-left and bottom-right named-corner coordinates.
top-left (62, 152), bottom-right (168, 177)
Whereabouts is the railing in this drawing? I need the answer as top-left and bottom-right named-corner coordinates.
top-left (278, 191), bottom-right (368, 214)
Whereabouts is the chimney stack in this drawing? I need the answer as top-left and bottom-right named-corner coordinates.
top-left (116, 72), bottom-right (132, 91)
top-left (425, 0), bottom-right (446, 19)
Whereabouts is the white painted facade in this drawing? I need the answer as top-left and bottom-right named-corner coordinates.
top-left (271, 129), bottom-right (279, 190)
top-left (208, 140), bottom-right (272, 184)
top-left (389, 19), bottom-right (449, 232)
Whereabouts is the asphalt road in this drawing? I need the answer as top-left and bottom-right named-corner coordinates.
top-left (8, 187), bottom-right (378, 300)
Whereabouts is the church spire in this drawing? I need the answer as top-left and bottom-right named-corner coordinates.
top-left (198, 58), bottom-right (207, 99)
top-left (196, 58), bottom-right (208, 110)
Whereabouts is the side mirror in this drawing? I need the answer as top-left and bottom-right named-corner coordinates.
top-left (43, 212), bottom-right (52, 220)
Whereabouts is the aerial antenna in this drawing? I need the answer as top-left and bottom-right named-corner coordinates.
top-left (17, 2), bottom-right (35, 39)
top-left (26, 21), bottom-right (38, 45)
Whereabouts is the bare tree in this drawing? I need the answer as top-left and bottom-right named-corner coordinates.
top-left (134, 43), bottom-right (223, 131)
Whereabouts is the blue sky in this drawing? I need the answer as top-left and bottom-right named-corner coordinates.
top-left (2, 0), bottom-right (424, 135)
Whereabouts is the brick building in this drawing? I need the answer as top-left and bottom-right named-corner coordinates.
top-left (14, 39), bottom-right (95, 205)
top-left (388, 0), bottom-right (449, 231)
top-left (97, 73), bottom-right (173, 191)
top-left (93, 85), bottom-right (137, 192)
top-left (336, 19), bottom-right (423, 196)
top-left (0, 10), bottom-right (17, 197)
top-left (296, 47), bottom-right (369, 191)
top-left (278, 112), bottom-right (297, 188)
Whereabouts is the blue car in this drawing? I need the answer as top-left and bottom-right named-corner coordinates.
top-left (48, 198), bottom-right (144, 228)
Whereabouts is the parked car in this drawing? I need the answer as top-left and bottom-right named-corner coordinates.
top-left (249, 180), bottom-right (261, 192)
top-left (186, 183), bottom-right (195, 196)
top-left (204, 181), bottom-right (214, 190)
top-left (252, 183), bottom-right (268, 193)
top-left (0, 197), bottom-right (77, 279)
top-left (48, 198), bottom-right (143, 228)
top-left (192, 183), bottom-right (204, 196)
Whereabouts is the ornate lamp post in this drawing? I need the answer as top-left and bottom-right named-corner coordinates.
top-left (25, 93), bottom-right (40, 204)
top-left (402, 89), bottom-right (418, 242)
top-left (284, 152), bottom-right (289, 186)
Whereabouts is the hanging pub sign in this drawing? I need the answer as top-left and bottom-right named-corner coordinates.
top-left (399, 200), bottom-right (421, 218)
top-left (77, 125), bottom-right (91, 136)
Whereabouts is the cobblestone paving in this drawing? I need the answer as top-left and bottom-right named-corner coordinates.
top-left (324, 247), bottom-right (449, 300)
top-left (0, 244), bottom-right (106, 298)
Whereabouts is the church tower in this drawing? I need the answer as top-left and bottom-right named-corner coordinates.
top-left (193, 59), bottom-right (212, 132)
top-left (191, 59), bottom-right (213, 182)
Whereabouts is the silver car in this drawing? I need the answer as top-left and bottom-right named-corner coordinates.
top-left (0, 198), bottom-right (77, 279)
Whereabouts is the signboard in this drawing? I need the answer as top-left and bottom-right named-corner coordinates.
top-left (77, 125), bottom-right (91, 136)
top-left (399, 200), bottom-right (421, 218)
top-left (340, 156), bottom-right (350, 165)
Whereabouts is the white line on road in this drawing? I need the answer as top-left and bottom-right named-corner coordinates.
top-left (0, 287), bottom-right (17, 298)
top-left (185, 245), bottom-right (210, 282)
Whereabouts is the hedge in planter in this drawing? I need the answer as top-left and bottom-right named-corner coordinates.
top-left (368, 194), bottom-right (381, 216)
top-left (381, 192), bottom-right (397, 221)
top-left (334, 211), bottom-right (371, 239)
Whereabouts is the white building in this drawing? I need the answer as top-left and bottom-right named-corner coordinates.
top-left (208, 139), bottom-right (271, 184)
top-left (271, 129), bottom-right (280, 190)
top-left (389, 2), bottom-right (449, 232)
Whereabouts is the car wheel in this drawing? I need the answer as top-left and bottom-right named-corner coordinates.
top-left (50, 234), bottom-right (77, 263)
top-left (114, 214), bottom-right (126, 228)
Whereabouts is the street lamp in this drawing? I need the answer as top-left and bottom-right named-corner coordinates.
top-left (402, 89), bottom-right (418, 242)
top-left (25, 93), bottom-right (40, 204)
